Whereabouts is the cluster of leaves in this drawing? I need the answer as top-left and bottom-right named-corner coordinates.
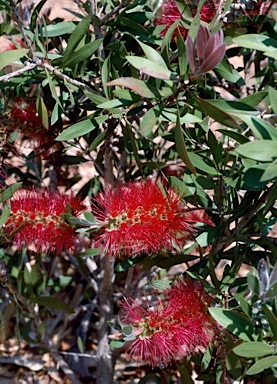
top-left (0, 0), bottom-right (277, 382)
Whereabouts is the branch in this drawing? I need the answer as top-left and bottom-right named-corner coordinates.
top-left (98, 0), bottom-right (132, 26)
top-left (0, 62), bottom-right (37, 82)
top-left (96, 140), bottom-right (115, 384)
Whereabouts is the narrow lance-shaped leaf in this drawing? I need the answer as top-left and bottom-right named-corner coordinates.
top-left (233, 342), bottom-right (275, 358)
top-left (56, 115), bottom-right (108, 141)
top-left (175, 109), bottom-right (196, 175)
top-left (105, 78), bottom-right (158, 99)
top-left (62, 14), bottom-right (91, 63)
top-left (268, 86), bottom-right (277, 116)
top-left (0, 183), bottom-right (23, 203)
top-left (233, 34), bottom-right (277, 60)
top-left (126, 56), bottom-right (178, 80)
top-left (0, 49), bottom-right (29, 68)
top-left (192, 96), bottom-right (240, 129)
top-left (135, 39), bottom-right (168, 67)
top-left (245, 356), bottom-right (277, 375)
top-left (209, 308), bottom-right (259, 342)
top-left (60, 40), bottom-right (103, 68)
top-left (235, 140), bottom-right (277, 162)
top-left (0, 204), bottom-right (10, 227)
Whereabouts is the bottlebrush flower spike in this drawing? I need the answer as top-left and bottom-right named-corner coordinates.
top-left (117, 277), bottom-right (218, 368)
top-left (92, 178), bottom-right (212, 257)
top-left (186, 25), bottom-right (226, 75)
top-left (7, 97), bottom-right (57, 156)
top-left (4, 188), bottom-right (85, 255)
top-left (155, 0), bottom-right (217, 41)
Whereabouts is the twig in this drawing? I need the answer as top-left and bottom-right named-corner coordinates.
top-left (89, 0), bottom-right (105, 60)
top-left (51, 350), bottom-right (82, 384)
top-left (37, 59), bottom-right (98, 94)
top-left (98, 0), bottom-right (132, 26)
top-left (0, 62), bottom-right (37, 82)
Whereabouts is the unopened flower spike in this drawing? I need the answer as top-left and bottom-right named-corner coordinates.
top-left (92, 178), bottom-right (213, 258)
top-left (113, 276), bottom-right (218, 368)
top-left (186, 25), bottom-right (226, 76)
top-left (4, 188), bottom-right (86, 255)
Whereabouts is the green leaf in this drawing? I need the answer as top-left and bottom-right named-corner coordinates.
top-left (259, 159), bottom-right (277, 182)
top-left (105, 77), bottom-right (158, 99)
top-left (148, 280), bottom-right (172, 290)
top-left (88, 128), bottom-right (111, 152)
top-left (83, 212), bottom-right (96, 223)
top-left (269, 86), bottom-right (277, 116)
top-left (214, 58), bottom-right (244, 84)
top-left (0, 183), bottom-right (22, 203)
top-left (140, 106), bottom-right (162, 137)
top-left (169, 176), bottom-right (192, 196)
top-left (85, 92), bottom-right (108, 105)
top-left (192, 97), bottom-right (240, 129)
top-left (0, 49), bottom-right (29, 68)
top-left (0, 204), bottom-right (10, 227)
top-left (188, 153), bottom-right (218, 175)
top-left (24, 264), bottom-right (43, 293)
top-left (247, 273), bottom-right (259, 296)
top-left (233, 342), bottom-right (275, 358)
top-left (62, 15), bottom-right (91, 63)
top-left (240, 116), bottom-right (277, 140)
top-left (262, 304), bottom-right (277, 341)
top-left (233, 34), bottom-right (277, 60)
top-left (209, 308), bottom-right (259, 341)
top-left (77, 335), bottom-right (84, 353)
top-left (235, 140), bottom-right (277, 162)
top-left (56, 115), bottom-right (108, 141)
top-left (161, 111), bottom-right (202, 124)
top-left (246, 356), bottom-right (277, 375)
top-left (41, 22), bottom-right (76, 37)
top-left (126, 56), bottom-right (178, 80)
top-left (30, 296), bottom-right (75, 314)
top-left (60, 40), bottom-right (103, 68)
top-left (36, 96), bottom-right (48, 129)
top-left (30, 0), bottom-right (48, 31)
top-left (122, 325), bottom-right (133, 336)
top-left (265, 281), bottom-right (277, 298)
top-left (110, 340), bottom-right (125, 348)
top-left (135, 39), bottom-right (167, 68)
top-left (217, 129), bottom-right (249, 144)
top-left (175, 109), bottom-right (196, 175)
top-left (207, 100), bottom-right (259, 116)
top-left (241, 91), bottom-right (268, 108)
top-left (115, 254), bottom-right (147, 272)
top-left (79, 248), bottom-right (101, 257)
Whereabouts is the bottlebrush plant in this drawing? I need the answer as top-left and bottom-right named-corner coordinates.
top-left (0, 0), bottom-right (277, 383)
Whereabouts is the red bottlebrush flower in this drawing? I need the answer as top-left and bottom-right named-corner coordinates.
top-left (119, 277), bottom-right (218, 368)
top-left (93, 178), bottom-right (208, 257)
top-left (8, 97), bottom-right (56, 152)
top-left (154, 0), bottom-right (217, 41)
top-left (4, 188), bottom-right (85, 255)
top-left (186, 25), bottom-right (226, 75)
top-left (10, 97), bottom-right (43, 129)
